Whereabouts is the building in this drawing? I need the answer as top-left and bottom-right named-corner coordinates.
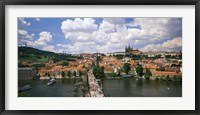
top-left (143, 65), bottom-right (160, 73)
top-left (152, 71), bottom-right (182, 78)
top-left (94, 53), bottom-right (105, 57)
top-left (80, 53), bottom-right (93, 59)
top-left (123, 57), bottom-right (131, 62)
top-left (129, 49), bottom-right (142, 55)
top-left (106, 52), bottom-right (126, 56)
top-left (164, 52), bottom-right (181, 56)
top-left (18, 67), bottom-right (37, 80)
top-left (104, 66), bottom-right (114, 74)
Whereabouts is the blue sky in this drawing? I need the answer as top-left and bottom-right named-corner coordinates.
top-left (18, 17), bottom-right (182, 54)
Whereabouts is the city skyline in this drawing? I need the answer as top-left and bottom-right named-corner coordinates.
top-left (18, 17), bottom-right (182, 54)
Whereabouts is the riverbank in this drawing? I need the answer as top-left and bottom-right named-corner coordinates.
top-left (105, 75), bottom-right (182, 82)
top-left (39, 76), bottom-right (83, 80)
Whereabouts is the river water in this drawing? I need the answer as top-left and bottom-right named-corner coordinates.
top-left (101, 78), bottom-right (182, 97)
top-left (18, 79), bottom-right (77, 97)
top-left (18, 77), bottom-right (182, 97)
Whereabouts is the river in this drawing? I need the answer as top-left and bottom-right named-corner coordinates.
top-left (101, 78), bottom-right (182, 97)
top-left (18, 79), bottom-right (77, 97)
top-left (18, 77), bottom-right (182, 97)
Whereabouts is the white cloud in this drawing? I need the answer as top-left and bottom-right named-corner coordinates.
top-left (43, 45), bottom-right (55, 52)
top-left (61, 18), bottom-right (100, 45)
top-left (56, 44), bottom-right (63, 47)
top-left (127, 18), bottom-right (182, 41)
top-left (105, 18), bottom-right (125, 24)
top-left (19, 18), bottom-right (31, 26)
top-left (56, 42), bottom-right (98, 54)
top-left (57, 40), bottom-right (127, 54)
top-left (61, 18), bottom-right (98, 37)
top-left (59, 17), bottom-right (182, 54)
top-left (60, 18), bottom-right (129, 53)
top-left (18, 29), bottom-right (28, 35)
top-left (18, 29), bottom-right (35, 39)
top-left (27, 31), bottom-right (53, 46)
top-left (35, 18), bottom-right (40, 21)
top-left (99, 20), bottom-right (116, 33)
top-left (99, 18), bottom-right (126, 33)
top-left (141, 37), bottom-right (182, 52)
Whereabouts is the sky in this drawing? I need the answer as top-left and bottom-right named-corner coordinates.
top-left (18, 17), bottom-right (182, 54)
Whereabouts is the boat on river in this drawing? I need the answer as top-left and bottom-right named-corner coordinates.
top-left (96, 79), bottom-right (101, 83)
top-left (122, 74), bottom-right (132, 78)
top-left (18, 85), bottom-right (31, 92)
top-left (47, 78), bottom-right (56, 86)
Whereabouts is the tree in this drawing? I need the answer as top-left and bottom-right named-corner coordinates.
top-left (111, 73), bottom-right (117, 77)
top-left (100, 66), bottom-right (105, 77)
top-left (173, 75), bottom-right (182, 82)
top-left (178, 54), bottom-right (182, 59)
top-left (136, 64), bottom-right (143, 76)
top-left (73, 71), bottom-right (76, 77)
top-left (171, 64), bottom-right (177, 68)
top-left (159, 67), bottom-right (165, 71)
top-left (166, 75), bottom-right (171, 81)
top-left (145, 68), bottom-right (152, 79)
top-left (92, 62), bottom-right (96, 67)
top-left (123, 63), bottom-right (131, 74)
top-left (62, 61), bottom-right (69, 67)
top-left (68, 71), bottom-right (71, 77)
top-left (93, 66), bottom-right (105, 79)
top-left (32, 63), bottom-right (45, 68)
top-left (165, 55), bottom-right (171, 58)
top-left (118, 70), bottom-right (121, 76)
top-left (61, 71), bottom-right (65, 77)
top-left (82, 65), bottom-right (86, 68)
top-left (79, 70), bottom-right (82, 76)
top-left (47, 72), bottom-right (50, 77)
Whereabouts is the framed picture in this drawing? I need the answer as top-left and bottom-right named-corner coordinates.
top-left (1, 0), bottom-right (199, 114)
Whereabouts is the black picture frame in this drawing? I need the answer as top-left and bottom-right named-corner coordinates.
top-left (0, 0), bottom-right (199, 115)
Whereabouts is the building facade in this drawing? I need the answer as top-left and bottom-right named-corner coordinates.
top-left (18, 67), bottom-right (37, 80)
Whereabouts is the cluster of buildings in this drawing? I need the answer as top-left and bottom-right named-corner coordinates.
top-left (101, 49), bottom-right (182, 79)
top-left (18, 57), bottom-right (94, 79)
top-left (18, 48), bottom-right (182, 80)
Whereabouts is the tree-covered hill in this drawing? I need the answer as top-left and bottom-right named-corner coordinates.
top-left (18, 46), bottom-right (82, 62)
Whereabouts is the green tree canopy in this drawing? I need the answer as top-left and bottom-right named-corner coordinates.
top-left (93, 66), bottom-right (105, 79)
top-left (136, 64), bottom-right (143, 76)
top-left (159, 67), bottom-right (165, 71)
top-left (145, 68), bottom-right (152, 79)
top-left (79, 70), bottom-right (82, 76)
top-left (61, 71), bottom-right (65, 77)
top-left (68, 71), bottom-right (71, 77)
top-left (73, 71), bottom-right (76, 77)
top-left (62, 61), bottom-right (69, 67)
top-left (123, 63), bottom-right (131, 74)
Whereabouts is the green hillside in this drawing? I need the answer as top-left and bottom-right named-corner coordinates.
top-left (18, 46), bottom-right (82, 63)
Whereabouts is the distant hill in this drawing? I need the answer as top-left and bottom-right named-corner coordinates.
top-left (18, 46), bottom-right (82, 63)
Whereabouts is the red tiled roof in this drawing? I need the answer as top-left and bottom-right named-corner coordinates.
top-left (143, 65), bottom-right (160, 69)
top-left (152, 71), bottom-right (182, 76)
